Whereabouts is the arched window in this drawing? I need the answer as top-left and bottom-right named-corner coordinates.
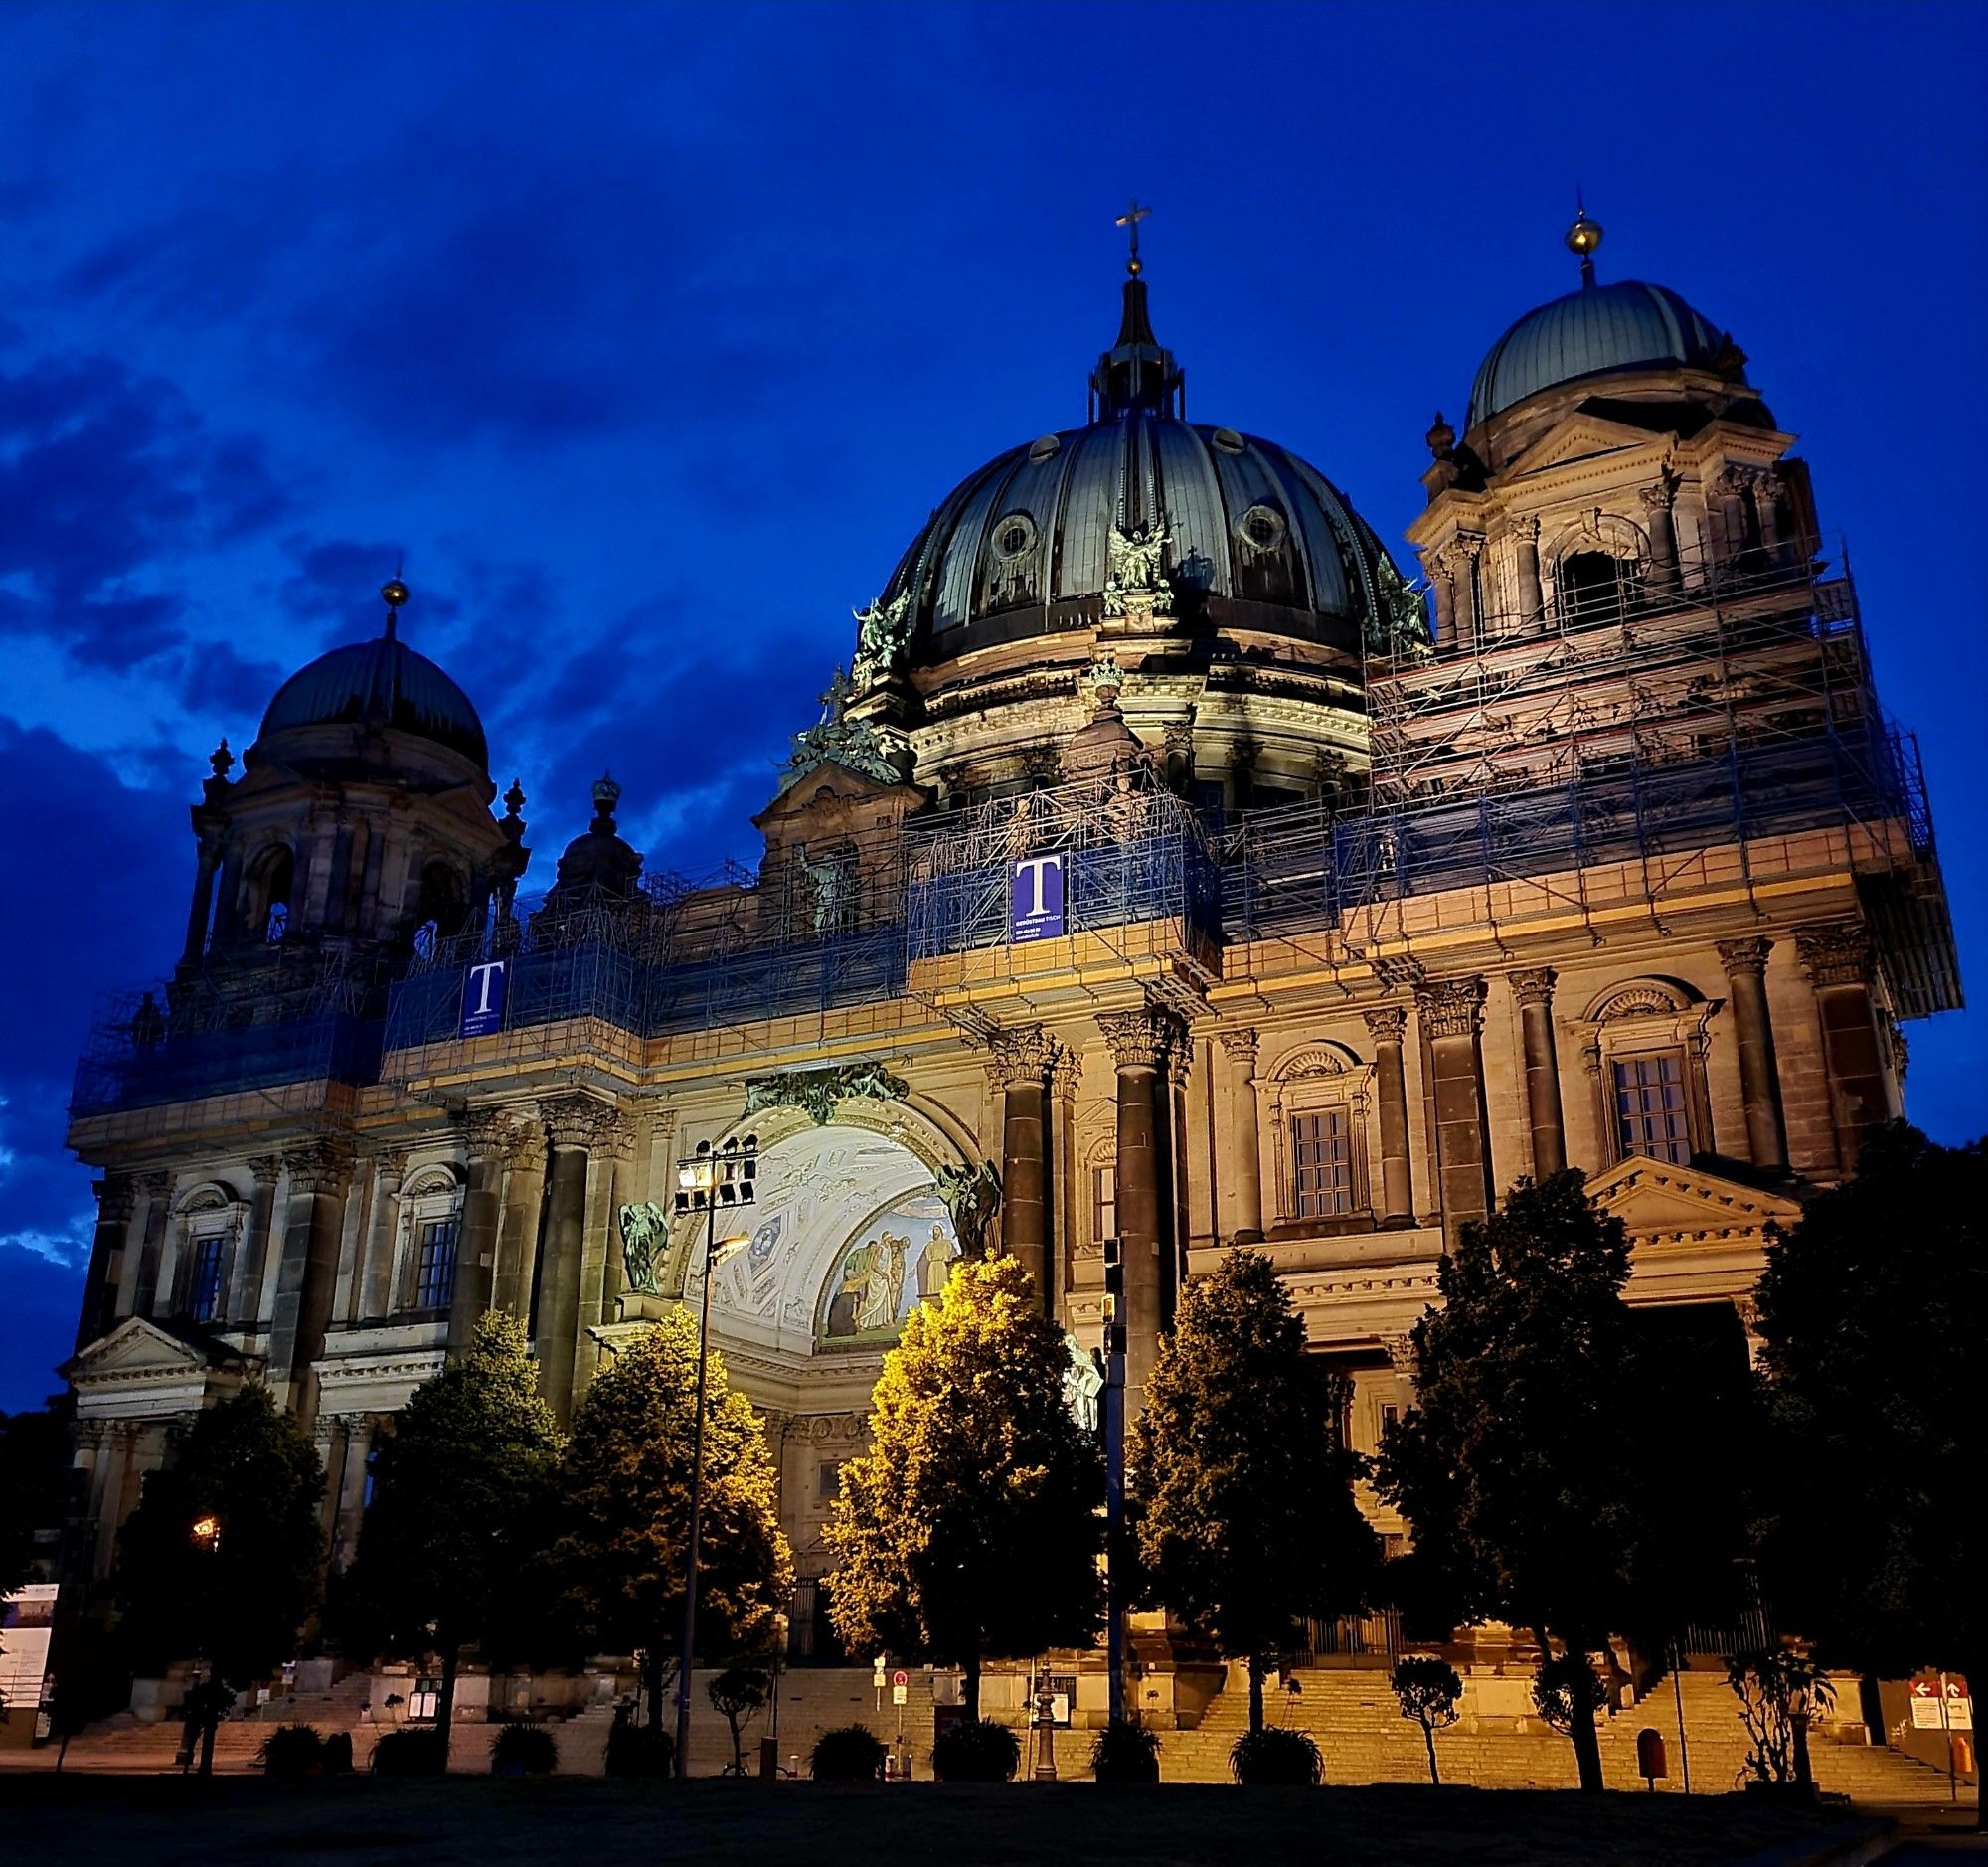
top-left (246, 843), bottom-right (293, 944)
top-left (1558, 550), bottom-right (1630, 619)
top-left (1575, 977), bottom-right (1719, 1167)
top-left (414, 862), bottom-right (469, 943)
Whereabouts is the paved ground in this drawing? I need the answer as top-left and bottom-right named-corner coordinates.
top-left (0, 1774), bottom-right (1907, 1867)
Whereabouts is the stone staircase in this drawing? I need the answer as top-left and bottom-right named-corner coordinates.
top-left (1149, 1660), bottom-right (1961, 1801)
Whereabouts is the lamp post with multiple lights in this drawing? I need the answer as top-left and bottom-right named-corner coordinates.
top-left (671, 1134), bottom-right (757, 1778)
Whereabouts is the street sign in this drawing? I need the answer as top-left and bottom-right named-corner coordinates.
top-left (892, 1670), bottom-right (909, 1688)
top-left (892, 1684), bottom-right (908, 1706)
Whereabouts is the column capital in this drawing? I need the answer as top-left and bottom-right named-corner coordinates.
top-left (1381, 1332), bottom-right (1418, 1374)
top-left (248, 1152), bottom-right (283, 1188)
top-left (984, 1025), bottom-right (1060, 1093)
top-left (502, 1120), bottom-right (548, 1171)
top-left (92, 1175), bottom-right (137, 1225)
top-left (1638, 471), bottom-right (1680, 516)
top-left (1795, 923), bottom-right (1874, 988)
top-left (1215, 1027), bottom-right (1259, 1069)
top-left (282, 1140), bottom-right (354, 1195)
top-left (133, 1169), bottom-right (174, 1200)
top-left (1050, 1048), bottom-right (1082, 1105)
top-left (448, 1103), bottom-right (510, 1159)
top-left (1415, 975), bottom-right (1487, 1040)
top-left (541, 1091), bottom-right (619, 1151)
top-left (1716, 934), bottom-right (1774, 979)
top-left (1096, 1006), bottom-right (1180, 1070)
top-left (1508, 512), bottom-right (1541, 546)
top-left (1508, 965), bottom-right (1558, 1009)
top-left (1361, 1004), bottom-right (1408, 1044)
top-left (365, 1147), bottom-right (409, 1190)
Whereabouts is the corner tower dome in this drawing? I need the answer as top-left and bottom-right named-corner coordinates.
top-left (255, 580), bottom-right (489, 770)
top-left (1465, 206), bottom-right (1740, 429)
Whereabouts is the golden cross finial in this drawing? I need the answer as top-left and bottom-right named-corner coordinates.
top-left (1115, 197), bottom-right (1151, 275)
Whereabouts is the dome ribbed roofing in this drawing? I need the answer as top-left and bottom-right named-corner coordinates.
top-left (258, 634), bottom-right (489, 767)
top-left (1467, 279), bottom-right (1732, 428)
top-left (883, 413), bottom-right (1398, 653)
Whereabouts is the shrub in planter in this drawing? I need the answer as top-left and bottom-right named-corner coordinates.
top-left (810, 1723), bottom-right (887, 1782)
top-left (491, 1722), bottom-right (559, 1778)
top-left (931, 1717), bottom-right (1022, 1783)
top-left (1230, 1725), bottom-right (1323, 1786)
top-left (372, 1727), bottom-right (449, 1777)
top-left (1088, 1716), bottom-right (1162, 1784)
top-left (260, 1723), bottom-right (326, 1778)
top-left (321, 1732), bottom-right (354, 1776)
top-left (603, 1713), bottom-right (675, 1781)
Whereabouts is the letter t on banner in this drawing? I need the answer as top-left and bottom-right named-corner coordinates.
top-left (1010, 853), bottom-right (1066, 942)
top-left (460, 958), bottom-right (509, 1037)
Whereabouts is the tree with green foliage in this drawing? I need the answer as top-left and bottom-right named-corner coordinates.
top-left (1374, 1171), bottom-right (1636, 1793)
top-left (1752, 1123), bottom-right (1986, 1829)
top-left (1127, 1250), bottom-right (1377, 1735)
top-left (1390, 1655), bottom-right (1463, 1786)
top-left (555, 1306), bottom-right (792, 1733)
top-left (343, 1312), bottom-right (562, 1772)
top-left (825, 1254), bottom-right (1101, 1720)
top-left (110, 1385), bottom-right (323, 1750)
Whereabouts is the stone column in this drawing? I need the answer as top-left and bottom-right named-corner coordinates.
top-left (538, 1092), bottom-right (616, 1424)
top-left (1511, 514), bottom-right (1544, 625)
top-left (1715, 466), bottom-right (1751, 566)
top-left (1717, 936), bottom-right (1790, 1174)
top-left (1216, 1029), bottom-right (1263, 1243)
top-left (224, 1154), bottom-right (282, 1332)
top-left (77, 1176), bottom-right (137, 1349)
top-left (1510, 967), bottom-right (1568, 1179)
top-left (1097, 1006), bottom-right (1182, 1411)
top-left (1640, 473), bottom-right (1682, 592)
top-left (491, 1120), bottom-right (550, 1321)
top-left (181, 828), bottom-right (225, 965)
top-left (1162, 1037), bottom-right (1192, 1326)
top-left (1051, 1050), bottom-right (1082, 1319)
top-left (1415, 977), bottom-right (1494, 1243)
top-left (987, 1028), bottom-right (1058, 1311)
top-left (1445, 537), bottom-right (1483, 649)
top-left (447, 1105), bottom-right (508, 1350)
top-left (269, 1140), bottom-right (354, 1424)
top-left (1361, 1007), bottom-right (1415, 1226)
top-left (1427, 561), bottom-right (1454, 643)
top-left (1796, 925), bottom-right (1891, 1179)
top-left (1751, 467), bottom-right (1786, 558)
top-left (123, 1172), bottom-right (173, 1319)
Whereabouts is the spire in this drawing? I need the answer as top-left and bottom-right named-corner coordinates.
top-left (1090, 199), bottom-right (1183, 422)
top-left (1566, 193), bottom-right (1603, 290)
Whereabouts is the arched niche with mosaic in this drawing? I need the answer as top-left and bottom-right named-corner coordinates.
top-left (814, 1187), bottom-right (960, 1347)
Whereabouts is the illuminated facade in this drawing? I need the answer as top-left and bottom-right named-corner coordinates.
top-left (62, 216), bottom-right (1958, 1717)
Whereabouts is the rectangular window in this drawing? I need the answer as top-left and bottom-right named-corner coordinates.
top-left (1613, 1052), bottom-right (1692, 1164)
top-left (187, 1235), bottom-right (226, 1324)
top-left (414, 1218), bottom-right (459, 1310)
top-left (1091, 1162), bottom-right (1117, 1245)
top-left (818, 1458), bottom-right (844, 1502)
top-left (1290, 1109), bottom-right (1356, 1217)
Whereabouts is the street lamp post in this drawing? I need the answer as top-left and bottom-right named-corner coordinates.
top-left (672, 1134), bottom-right (756, 1780)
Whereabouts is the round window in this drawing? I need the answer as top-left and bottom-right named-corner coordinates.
top-left (1238, 504), bottom-right (1286, 551)
top-left (1211, 426), bottom-right (1246, 455)
top-left (992, 512), bottom-right (1038, 561)
top-left (1028, 433), bottom-right (1062, 464)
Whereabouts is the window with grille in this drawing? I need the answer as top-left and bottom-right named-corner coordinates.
top-left (187, 1235), bottom-right (225, 1323)
top-left (1091, 1162), bottom-right (1117, 1244)
top-left (414, 1218), bottom-right (459, 1309)
top-left (1290, 1109), bottom-right (1356, 1216)
top-left (1613, 1052), bottom-right (1692, 1164)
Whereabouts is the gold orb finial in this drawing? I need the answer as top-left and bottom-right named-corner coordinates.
top-left (382, 577), bottom-right (410, 611)
top-left (1565, 208), bottom-right (1603, 257)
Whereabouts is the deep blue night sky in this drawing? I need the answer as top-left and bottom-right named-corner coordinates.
top-left (2, 1), bottom-right (1983, 1409)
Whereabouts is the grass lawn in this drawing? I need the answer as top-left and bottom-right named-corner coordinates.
top-left (0, 1774), bottom-right (1883, 1866)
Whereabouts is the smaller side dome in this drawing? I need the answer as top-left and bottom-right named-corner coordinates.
top-left (549, 775), bottom-right (643, 900)
top-left (1467, 279), bottom-right (1735, 429)
top-left (258, 637), bottom-right (489, 768)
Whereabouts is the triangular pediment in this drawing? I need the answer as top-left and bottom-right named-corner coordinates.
top-left (1506, 414), bottom-right (1671, 480)
top-left (1584, 1157), bottom-right (1800, 1245)
top-left (62, 1315), bottom-right (232, 1383)
top-left (755, 758), bottom-right (918, 827)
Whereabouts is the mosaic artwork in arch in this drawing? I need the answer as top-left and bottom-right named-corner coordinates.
top-left (816, 1190), bottom-right (958, 1345)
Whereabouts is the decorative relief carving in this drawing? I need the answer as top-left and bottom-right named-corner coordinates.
top-left (1587, 979), bottom-right (1695, 1023)
top-left (1794, 923), bottom-right (1873, 988)
top-left (248, 1153), bottom-right (283, 1188)
top-left (1509, 965), bottom-right (1559, 1009)
top-left (935, 1160), bottom-right (1002, 1257)
top-left (1716, 935), bottom-right (1773, 978)
top-left (449, 1103), bottom-right (508, 1158)
top-left (744, 1061), bottom-right (910, 1127)
top-left (1050, 1049), bottom-right (1082, 1105)
top-left (1509, 513), bottom-right (1541, 545)
top-left (1415, 976), bottom-right (1487, 1041)
top-left (1102, 523), bottom-right (1173, 618)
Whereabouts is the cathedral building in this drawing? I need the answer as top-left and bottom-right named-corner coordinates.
top-left (61, 212), bottom-right (1958, 1703)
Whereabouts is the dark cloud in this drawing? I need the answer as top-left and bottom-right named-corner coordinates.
top-left (276, 535), bottom-right (430, 631)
